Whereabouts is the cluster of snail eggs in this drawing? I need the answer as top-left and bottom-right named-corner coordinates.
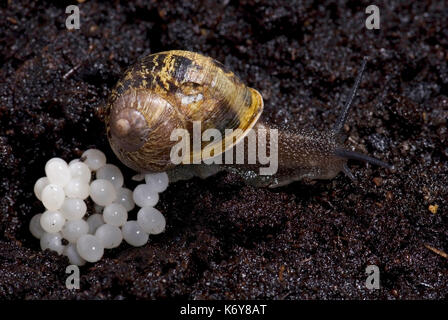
top-left (30, 149), bottom-right (168, 266)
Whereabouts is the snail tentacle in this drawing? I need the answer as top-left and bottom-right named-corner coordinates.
top-left (334, 148), bottom-right (394, 170)
top-left (342, 163), bottom-right (356, 181)
top-left (332, 57), bottom-right (368, 134)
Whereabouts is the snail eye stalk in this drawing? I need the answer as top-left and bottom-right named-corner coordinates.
top-left (333, 57), bottom-right (368, 134)
top-left (335, 148), bottom-right (394, 170)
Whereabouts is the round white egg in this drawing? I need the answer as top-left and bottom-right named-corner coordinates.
top-left (69, 159), bottom-right (80, 165)
top-left (34, 177), bottom-right (49, 201)
top-left (69, 161), bottom-right (91, 183)
top-left (133, 184), bottom-right (159, 208)
top-left (33, 150), bottom-right (172, 264)
top-left (95, 224), bottom-right (123, 249)
top-left (122, 221), bottom-right (149, 247)
top-left (40, 211), bottom-right (65, 233)
top-left (45, 158), bottom-right (71, 187)
top-left (137, 207), bottom-right (166, 235)
top-left (103, 203), bottom-right (128, 227)
top-left (29, 214), bottom-right (45, 239)
top-left (63, 243), bottom-right (86, 266)
top-left (61, 219), bottom-right (89, 243)
top-left (145, 172), bottom-right (169, 193)
top-left (60, 198), bottom-right (87, 221)
top-left (96, 164), bottom-right (124, 189)
top-left (41, 184), bottom-right (65, 210)
top-left (89, 179), bottom-right (116, 206)
top-left (82, 149), bottom-right (106, 171)
top-left (76, 234), bottom-right (104, 263)
top-left (40, 232), bottom-right (64, 255)
top-left (64, 178), bottom-right (89, 199)
top-left (86, 213), bottom-right (104, 234)
top-left (115, 187), bottom-right (135, 211)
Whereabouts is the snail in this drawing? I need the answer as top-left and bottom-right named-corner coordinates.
top-left (105, 50), bottom-right (392, 188)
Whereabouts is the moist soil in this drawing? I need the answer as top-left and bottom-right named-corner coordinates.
top-left (0, 0), bottom-right (447, 299)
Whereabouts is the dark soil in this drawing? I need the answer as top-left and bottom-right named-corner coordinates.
top-left (1, 0), bottom-right (447, 299)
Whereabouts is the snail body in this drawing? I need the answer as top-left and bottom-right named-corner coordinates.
top-left (106, 50), bottom-right (391, 188)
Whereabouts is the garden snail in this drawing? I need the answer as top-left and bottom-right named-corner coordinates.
top-left (105, 50), bottom-right (392, 188)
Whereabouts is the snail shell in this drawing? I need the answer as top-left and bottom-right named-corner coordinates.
top-left (105, 50), bottom-right (263, 173)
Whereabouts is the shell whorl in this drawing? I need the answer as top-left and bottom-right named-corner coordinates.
top-left (106, 50), bottom-right (264, 172)
top-left (109, 104), bottom-right (149, 153)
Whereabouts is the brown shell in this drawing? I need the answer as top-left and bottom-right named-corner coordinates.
top-left (105, 50), bottom-right (264, 172)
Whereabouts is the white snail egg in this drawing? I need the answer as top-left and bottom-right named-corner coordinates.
top-left (33, 177), bottom-right (49, 201)
top-left (40, 232), bottom-right (64, 255)
top-left (122, 221), bottom-right (149, 247)
top-left (95, 224), bottom-right (123, 249)
top-left (87, 213), bottom-right (104, 234)
top-left (133, 184), bottom-right (159, 208)
top-left (90, 179), bottom-right (117, 206)
top-left (115, 187), bottom-right (135, 211)
top-left (60, 198), bottom-right (87, 221)
top-left (69, 159), bottom-right (80, 165)
top-left (64, 178), bottom-right (89, 199)
top-left (69, 161), bottom-right (91, 183)
top-left (82, 149), bottom-right (106, 171)
top-left (96, 164), bottom-right (124, 189)
top-left (137, 207), bottom-right (166, 235)
top-left (63, 243), bottom-right (86, 266)
top-left (29, 214), bottom-right (45, 239)
top-left (40, 211), bottom-right (66, 233)
top-left (45, 158), bottom-right (71, 187)
top-left (76, 234), bottom-right (104, 263)
top-left (41, 184), bottom-right (65, 210)
top-left (61, 219), bottom-right (89, 243)
top-left (144, 172), bottom-right (169, 193)
top-left (32, 150), bottom-right (170, 263)
top-left (103, 203), bottom-right (128, 227)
